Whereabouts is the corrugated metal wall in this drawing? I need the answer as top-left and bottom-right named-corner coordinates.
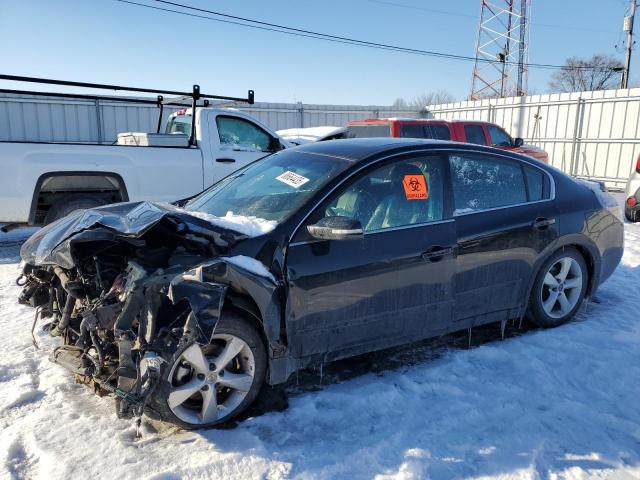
top-left (0, 93), bottom-right (420, 144)
top-left (427, 88), bottom-right (640, 188)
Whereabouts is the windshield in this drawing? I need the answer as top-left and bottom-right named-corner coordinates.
top-left (185, 150), bottom-right (352, 223)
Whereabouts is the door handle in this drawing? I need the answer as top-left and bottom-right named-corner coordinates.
top-left (421, 246), bottom-right (454, 262)
top-left (216, 158), bottom-right (236, 163)
top-left (532, 217), bottom-right (556, 230)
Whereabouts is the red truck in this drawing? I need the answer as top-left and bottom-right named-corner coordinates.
top-left (346, 118), bottom-right (549, 163)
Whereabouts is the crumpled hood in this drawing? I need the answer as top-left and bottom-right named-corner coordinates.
top-left (20, 201), bottom-right (245, 269)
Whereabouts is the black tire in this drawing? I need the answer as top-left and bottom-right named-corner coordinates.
top-left (527, 247), bottom-right (588, 328)
top-left (146, 312), bottom-right (267, 429)
top-left (625, 208), bottom-right (639, 223)
top-left (43, 193), bottom-right (107, 225)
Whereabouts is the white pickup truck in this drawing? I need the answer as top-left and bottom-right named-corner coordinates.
top-left (0, 108), bottom-right (287, 226)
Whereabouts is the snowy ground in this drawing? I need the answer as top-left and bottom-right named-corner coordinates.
top-left (1, 216), bottom-right (639, 480)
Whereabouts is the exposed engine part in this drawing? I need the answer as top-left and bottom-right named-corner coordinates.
top-left (16, 202), bottom-right (284, 428)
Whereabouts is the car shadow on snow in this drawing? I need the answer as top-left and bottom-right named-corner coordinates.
top-left (238, 315), bottom-right (542, 424)
top-left (189, 262), bottom-right (640, 478)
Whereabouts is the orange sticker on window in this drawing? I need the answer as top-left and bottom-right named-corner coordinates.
top-left (402, 174), bottom-right (428, 200)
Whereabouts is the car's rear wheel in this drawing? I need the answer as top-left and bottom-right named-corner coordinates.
top-left (149, 312), bottom-right (267, 429)
top-left (528, 248), bottom-right (588, 328)
top-left (43, 193), bottom-right (107, 225)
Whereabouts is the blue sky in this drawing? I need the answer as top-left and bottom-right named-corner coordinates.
top-left (1, 0), bottom-right (635, 105)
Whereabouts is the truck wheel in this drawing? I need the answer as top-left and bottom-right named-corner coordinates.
top-left (43, 193), bottom-right (107, 225)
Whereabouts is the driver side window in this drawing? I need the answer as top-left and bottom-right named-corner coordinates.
top-left (216, 115), bottom-right (273, 152)
top-left (310, 155), bottom-right (446, 235)
top-left (488, 126), bottom-right (513, 147)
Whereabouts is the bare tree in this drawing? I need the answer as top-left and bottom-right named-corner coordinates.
top-left (549, 54), bottom-right (623, 93)
top-left (393, 90), bottom-right (455, 110)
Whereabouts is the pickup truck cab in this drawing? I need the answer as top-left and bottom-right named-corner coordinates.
top-left (0, 108), bottom-right (286, 226)
top-left (347, 118), bottom-right (549, 164)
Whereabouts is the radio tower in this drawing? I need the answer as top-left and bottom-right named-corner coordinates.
top-left (469, 0), bottom-right (531, 100)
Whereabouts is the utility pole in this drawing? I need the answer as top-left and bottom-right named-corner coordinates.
top-left (621, 0), bottom-right (637, 89)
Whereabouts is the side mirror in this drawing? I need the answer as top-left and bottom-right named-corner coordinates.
top-left (514, 137), bottom-right (524, 148)
top-left (307, 216), bottom-right (363, 241)
top-left (269, 137), bottom-right (286, 152)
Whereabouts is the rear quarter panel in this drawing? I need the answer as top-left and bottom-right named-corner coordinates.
top-left (552, 173), bottom-right (623, 292)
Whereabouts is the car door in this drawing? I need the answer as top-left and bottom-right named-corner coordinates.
top-left (209, 114), bottom-right (277, 183)
top-left (449, 150), bottom-right (558, 326)
top-left (285, 153), bottom-right (456, 360)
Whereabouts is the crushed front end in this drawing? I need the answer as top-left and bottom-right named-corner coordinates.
top-left (16, 202), bottom-right (256, 423)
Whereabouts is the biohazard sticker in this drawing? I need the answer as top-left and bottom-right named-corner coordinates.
top-left (402, 174), bottom-right (428, 200)
top-left (276, 171), bottom-right (310, 188)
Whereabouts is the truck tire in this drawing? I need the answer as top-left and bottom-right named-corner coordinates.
top-left (43, 193), bottom-right (107, 225)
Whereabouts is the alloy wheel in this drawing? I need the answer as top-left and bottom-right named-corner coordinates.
top-left (540, 256), bottom-right (583, 319)
top-left (167, 334), bottom-right (255, 425)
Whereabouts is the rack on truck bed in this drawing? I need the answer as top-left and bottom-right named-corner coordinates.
top-left (0, 74), bottom-right (255, 146)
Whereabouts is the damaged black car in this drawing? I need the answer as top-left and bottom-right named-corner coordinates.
top-left (17, 138), bottom-right (624, 428)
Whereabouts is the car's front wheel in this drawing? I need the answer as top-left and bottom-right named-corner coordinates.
top-left (528, 248), bottom-right (588, 328)
top-left (149, 312), bottom-right (267, 429)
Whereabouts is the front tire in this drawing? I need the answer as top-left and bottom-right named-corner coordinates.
top-left (148, 312), bottom-right (267, 429)
top-left (528, 248), bottom-right (588, 328)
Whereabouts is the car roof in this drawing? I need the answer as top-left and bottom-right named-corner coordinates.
top-left (290, 137), bottom-right (458, 161)
top-left (290, 137), bottom-right (550, 169)
top-left (348, 118), bottom-right (494, 125)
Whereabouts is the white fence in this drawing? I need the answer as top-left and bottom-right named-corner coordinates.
top-left (0, 93), bottom-right (420, 144)
top-left (427, 88), bottom-right (640, 188)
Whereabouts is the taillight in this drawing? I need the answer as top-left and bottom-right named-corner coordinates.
top-left (627, 197), bottom-right (638, 207)
top-left (636, 154), bottom-right (640, 173)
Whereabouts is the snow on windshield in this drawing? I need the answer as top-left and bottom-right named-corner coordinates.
top-left (179, 210), bottom-right (277, 237)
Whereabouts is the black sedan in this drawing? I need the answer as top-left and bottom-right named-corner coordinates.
top-left (18, 138), bottom-right (624, 429)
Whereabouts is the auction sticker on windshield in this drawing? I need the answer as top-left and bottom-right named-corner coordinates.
top-left (276, 171), bottom-right (310, 188)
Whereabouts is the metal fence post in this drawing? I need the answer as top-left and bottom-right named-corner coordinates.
top-left (569, 97), bottom-right (585, 177)
top-left (297, 101), bottom-right (304, 128)
top-left (94, 98), bottom-right (104, 144)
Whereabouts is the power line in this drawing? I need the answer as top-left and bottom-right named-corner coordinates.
top-left (364, 0), bottom-right (618, 34)
top-left (113, 0), bottom-right (617, 71)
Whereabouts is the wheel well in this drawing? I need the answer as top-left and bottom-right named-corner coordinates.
top-left (524, 242), bottom-right (597, 317)
top-left (29, 172), bottom-right (129, 225)
top-left (223, 293), bottom-right (269, 346)
top-left (565, 244), bottom-right (596, 296)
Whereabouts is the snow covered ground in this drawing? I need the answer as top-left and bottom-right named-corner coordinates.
top-left (0, 217), bottom-right (639, 480)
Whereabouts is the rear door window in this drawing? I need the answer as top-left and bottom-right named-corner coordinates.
top-left (428, 124), bottom-right (451, 140)
top-left (524, 165), bottom-right (549, 201)
top-left (400, 124), bottom-right (427, 138)
top-left (488, 126), bottom-right (513, 147)
top-left (347, 124), bottom-right (392, 138)
top-left (399, 123), bottom-right (451, 140)
top-left (449, 153), bottom-right (527, 213)
top-left (464, 125), bottom-right (487, 145)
